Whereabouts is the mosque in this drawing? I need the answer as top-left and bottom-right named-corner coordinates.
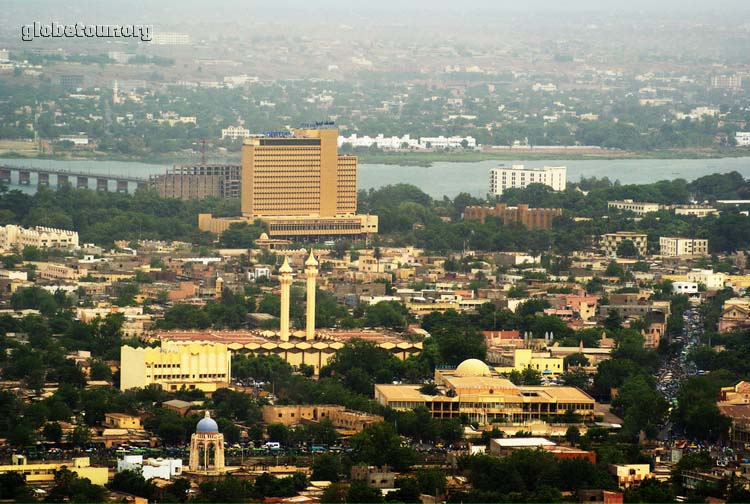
top-left (150, 250), bottom-right (422, 376)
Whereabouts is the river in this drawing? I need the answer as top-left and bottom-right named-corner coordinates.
top-left (2, 156), bottom-right (750, 198)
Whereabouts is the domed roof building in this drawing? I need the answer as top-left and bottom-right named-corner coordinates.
top-left (189, 412), bottom-right (225, 472)
top-left (196, 412), bottom-right (219, 433)
top-left (454, 358), bottom-right (492, 377)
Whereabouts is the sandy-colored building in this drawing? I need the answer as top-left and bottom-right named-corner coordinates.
top-left (120, 342), bottom-right (231, 392)
top-left (659, 237), bottom-right (709, 257)
top-left (0, 225), bottom-right (79, 251)
top-left (0, 456), bottom-right (107, 486)
top-left (104, 412), bottom-right (142, 430)
top-left (601, 232), bottom-right (647, 258)
top-left (374, 358), bottom-right (595, 425)
top-left (198, 128), bottom-right (377, 238)
top-left (156, 329), bottom-right (421, 375)
top-left (261, 405), bottom-right (383, 433)
top-left (719, 298), bottom-right (750, 333)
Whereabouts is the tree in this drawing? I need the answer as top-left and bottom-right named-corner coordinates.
top-left (321, 482), bottom-right (347, 503)
top-left (109, 470), bottom-right (157, 500)
top-left (347, 480), bottom-right (383, 503)
top-left (350, 422), bottom-right (417, 472)
top-left (616, 239), bottom-right (639, 258)
top-left (0, 472), bottom-right (35, 501)
top-left (565, 426), bottom-right (581, 445)
top-left (46, 467), bottom-right (106, 503)
top-left (68, 423), bottom-right (92, 447)
top-left (564, 353), bottom-right (590, 370)
top-left (311, 453), bottom-right (342, 482)
top-left (43, 422), bottom-right (63, 443)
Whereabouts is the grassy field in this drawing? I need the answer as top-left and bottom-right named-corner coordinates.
top-left (0, 139), bottom-right (38, 157)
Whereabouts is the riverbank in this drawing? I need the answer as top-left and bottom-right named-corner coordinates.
top-left (2, 145), bottom-right (750, 168)
top-left (354, 148), bottom-right (750, 166)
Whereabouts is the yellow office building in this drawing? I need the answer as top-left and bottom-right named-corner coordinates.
top-left (120, 342), bottom-right (231, 392)
top-left (199, 128), bottom-right (377, 238)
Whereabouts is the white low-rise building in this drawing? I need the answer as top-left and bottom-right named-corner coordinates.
top-left (117, 455), bottom-right (182, 480)
top-left (490, 165), bottom-right (567, 196)
top-left (736, 132), bottom-right (750, 147)
top-left (672, 281), bottom-right (699, 295)
top-left (221, 126), bottom-right (251, 140)
top-left (0, 225), bottom-right (79, 251)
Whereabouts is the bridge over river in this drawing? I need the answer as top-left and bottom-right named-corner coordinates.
top-left (0, 164), bottom-right (148, 194)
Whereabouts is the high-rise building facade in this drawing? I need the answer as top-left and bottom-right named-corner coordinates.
top-left (150, 164), bottom-right (241, 200)
top-left (490, 165), bottom-right (566, 196)
top-left (199, 128), bottom-right (377, 238)
top-left (240, 128), bottom-right (357, 218)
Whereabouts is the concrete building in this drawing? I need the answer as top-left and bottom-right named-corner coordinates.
top-left (490, 165), bottom-right (566, 196)
top-left (719, 298), bottom-right (750, 333)
top-left (374, 358), bottom-right (595, 425)
top-left (672, 281), bottom-right (699, 296)
top-left (221, 126), bottom-right (251, 140)
top-left (0, 225), bottom-right (79, 251)
top-left (600, 232), bottom-right (647, 258)
top-left (493, 348), bottom-right (565, 376)
top-left (610, 464), bottom-right (653, 488)
top-left (261, 405), bottom-right (383, 433)
top-left (118, 454), bottom-right (183, 480)
top-left (120, 342), bottom-right (231, 392)
top-left (659, 237), bottom-right (709, 257)
top-left (463, 203), bottom-right (562, 229)
top-left (152, 32), bottom-right (190, 45)
top-left (150, 164), bottom-right (241, 200)
top-left (737, 132), bottom-right (750, 147)
top-left (607, 200), bottom-right (661, 216)
top-left (712, 74), bottom-right (743, 90)
top-left (189, 412), bottom-right (225, 473)
top-left (104, 413), bottom-right (142, 430)
top-left (199, 128), bottom-right (378, 238)
top-left (0, 456), bottom-right (107, 486)
top-left (674, 205), bottom-right (719, 218)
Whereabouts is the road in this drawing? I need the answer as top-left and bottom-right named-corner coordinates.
top-left (655, 306), bottom-right (703, 441)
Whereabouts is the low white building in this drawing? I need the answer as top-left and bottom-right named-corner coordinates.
top-left (608, 200), bottom-right (661, 216)
top-left (687, 269), bottom-right (726, 290)
top-left (736, 132), bottom-right (750, 147)
top-left (117, 455), bottom-right (182, 480)
top-left (419, 135), bottom-right (477, 149)
top-left (672, 281), bottom-right (699, 295)
top-left (221, 126), bottom-right (251, 140)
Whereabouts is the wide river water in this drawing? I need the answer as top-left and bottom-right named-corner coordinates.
top-left (2, 156), bottom-right (750, 198)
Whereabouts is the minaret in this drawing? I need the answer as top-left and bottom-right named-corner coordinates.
top-left (278, 256), bottom-right (293, 342)
top-left (215, 276), bottom-right (224, 299)
top-left (305, 249), bottom-right (319, 341)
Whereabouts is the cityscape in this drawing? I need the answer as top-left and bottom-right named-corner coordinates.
top-left (2, 0), bottom-right (750, 503)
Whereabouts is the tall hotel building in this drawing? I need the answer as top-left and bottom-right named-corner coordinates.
top-left (199, 128), bottom-right (377, 238)
top-left (490, 165), bottom-right (566, 196)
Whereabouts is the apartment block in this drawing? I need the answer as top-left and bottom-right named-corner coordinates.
top-left (463, 203), bottom-right (562, 229)
top-left (659, 237), bottom-right (709, 257)
top-left (600, 232), bottom-right (647, 258)
top-left (490, 165), bottom-right (566, 196)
